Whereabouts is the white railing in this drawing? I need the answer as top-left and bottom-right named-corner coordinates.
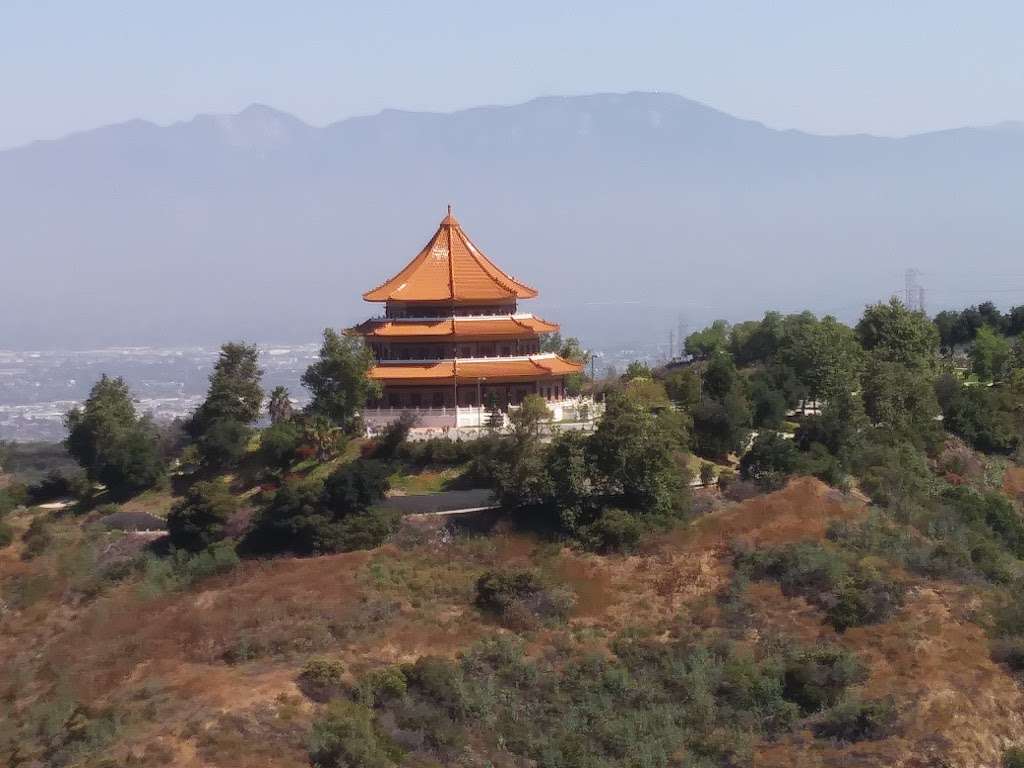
top-left (366, 312), bottom-right (537, 323)
top-left (374, 352), bottom-right (557, 365)
top-left (361, 397), bottom-right (601, 433)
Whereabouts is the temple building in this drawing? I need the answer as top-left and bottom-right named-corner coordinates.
top-left (353, 207), bottom-right (586, 430)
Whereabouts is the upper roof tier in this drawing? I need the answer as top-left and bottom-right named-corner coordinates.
top-left (363, 208), bottom-right (538, 302)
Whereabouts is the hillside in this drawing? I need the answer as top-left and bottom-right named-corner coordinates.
top-left (4, 461), bottom-right (1024, 766)
top-left (3, 92), bottom-right (1024, 348)
top-left (6, 296), bottom-right (1024, 766)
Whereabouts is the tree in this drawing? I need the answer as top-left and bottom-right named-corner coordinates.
top-left (167, 480), bottom-right (238, 552)
top-left (702, 352), bottom-right (739, 401)
top-left (662, 367), bottom-right (701, 409)
top-left (267, 385), bottom-right (294, 424)
top-left (64, 375), bottom-right (164, 497)
top-left (971, 325), bottom-right (1012, 382)
top-left (196, 418), bottom-right (251, 469)
top-left (938, 375), bottom-right (1019, 454)
top-left (622, 361), bottom-right (653, 380)
top-left (302, 329), bottom-right (380, 430)
top-left (588, 391), bottom-right (683, 514)
top-left (244, 466), bottom-right (397, 557)
top-left (692, 392), bottom-right (750, 459)
top-left (685, 320), bottom-right (730, 359)
top-left (303, 415), bottom-right (344, 462)
top-left (731, 312), bottom-right (786, 366)
top-left (558, 337), bottom-right (588, 364)
top-left (779, 315), bottom-right (863, 404)
top-left (509, 394), bottom-right (551, 441)
top-left (855, 299), bottom-right (939, 371)
top-left (861, 358), bottom-right (942, 448)
top-left (192, 342), bottom-right (264, 434)
top-left (321, 459), bottom-right (390, 516)
top-left (540, 332), bottom-right (563, 354)
top-left (740, 432), bottom-right (800, 489)
top-left (259, 420), bottom-right (304, 471)
top-left (624, 378), bottom-right (671, 410)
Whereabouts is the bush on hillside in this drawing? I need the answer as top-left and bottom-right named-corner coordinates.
top-left (356, 666), bottom-right (408, 707)
top-left (26, 470), bottom-right (90, 504)
top-left (0, 484), bottom-right (29, 516)
top-left (396, 436), bottom-right (476, 468)
top-left (583, 507), bottom-right (645, 553)
top-left (166, 480), bottom-right (238, 552)
top-left (812, 696), bottom-right (897, 742)
top-left (737, 542), bottom-right (905, 632)
top-left (196, 418), bottom-right (252, 469)
top-left (740, 432), bottom-right (799, 490)
top-left (0, 520), bottom-right (13, 548)
top-left (258, 421), bottom-right (304, 472)
top-left (307, 700), bottom-right (399, 768)
top-left (782, 646), bottom-right (868, 714)
top-left (21, 517), bottom-right (54, 560)
top-left (243, 465), bottom-right (398, 557)
top-left (321, 459), bottom-right (390, 516)
top-left (297, 658), bottom-right (346, 702)
top-left (475, 569), bottom-right (575, 629)
top-left (372, 413), bottom-right (417, 459)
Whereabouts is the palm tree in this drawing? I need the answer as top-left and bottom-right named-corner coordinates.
top-left (267, 386), bottom-right (294, 424)
top-left (303, 415), bottom-right (341, 462)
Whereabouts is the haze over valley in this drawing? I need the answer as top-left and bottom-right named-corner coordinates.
top-left (3, 91), bottom-right (1023, 352)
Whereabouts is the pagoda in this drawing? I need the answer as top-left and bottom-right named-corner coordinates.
top-left (353, 207), bottom-right (584, 429)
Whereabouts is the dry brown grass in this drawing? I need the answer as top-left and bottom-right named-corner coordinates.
top-left (1004, 465), bottom-right (1024, 502)
top-left (5, 476), bottom-right (1024, 767)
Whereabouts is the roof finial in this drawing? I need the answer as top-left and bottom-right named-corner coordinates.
top-left (448, 203), bottom-right (452, 217)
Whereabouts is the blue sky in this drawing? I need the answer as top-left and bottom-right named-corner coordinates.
top-left (2, 1), bottom-right (1021, 149)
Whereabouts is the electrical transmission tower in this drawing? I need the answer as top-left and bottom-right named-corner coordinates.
top-left (904, 269), bottom-right (926, 313)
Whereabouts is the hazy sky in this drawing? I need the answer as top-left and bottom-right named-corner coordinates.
top-left (2, 1), bottom-right (1022, 149)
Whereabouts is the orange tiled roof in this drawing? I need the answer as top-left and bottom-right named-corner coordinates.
top-left (363, 208), bottom-right (538, 302)
top-left (369, 355), bottom-right (582, 384)
top-left (353, 315), bottom-right (559, 339)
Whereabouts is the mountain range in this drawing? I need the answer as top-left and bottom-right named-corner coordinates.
top-left (1, 92), bottom-right (1022, 350)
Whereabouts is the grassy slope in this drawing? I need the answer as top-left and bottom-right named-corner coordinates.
top-left (4, 473), bottom-right (1024, 766)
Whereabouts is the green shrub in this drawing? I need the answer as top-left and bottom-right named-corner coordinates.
top-left (1004, 747), bottom-right (1024, 768)
top-left (297, 658), bottom-right (346, 702)
top-left (402, 656), bottom-right (467, 719)
top-left (737, 542), bottom-right (905, 632)
top-left (21, 517), bottom-right (53, 560)
top-left (0, 520), bottom-right (13, 548)
top-left (812, 696), bottom-right (896, 742)
top-left (196, 418), bottom-right (252, 469)
top-left (373, 413), bottom-right (416, 458)
top-left (740, 431), bottom-right (800, 490)
top-left (0, 484), bottom-right (29, 516)
top-left (27, 470), bottom-right (88, 504)
top-left (584, 507), bottom-right (644, 553)
top-left (166, 480), bottom-right (238, 552)
top-left (138, 541), bottom-right (239, 597)
top-left (356, 666), bottom-right (408, 707)
top-left (474, 569), bottom-right (575, 628)
top-left (322, 460), bottom-right (391, 516)
top-left (308, 700), bottom-right (399, 768)
top-left (259, 421), bottom-right (304, 471)
top-left (991, 638), bottom-right (1024, 675)
top-left (782, 646), bottom-right (868, 714)
top-left (699, 462), bottom-right (716, 486)
top-left (826, 570), bottom-right (906, 632)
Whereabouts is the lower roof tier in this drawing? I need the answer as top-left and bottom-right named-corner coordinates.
top-left (352, 314), bottom-right (558, 340)
top-left (370, 354), bottom-right (583, 385)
